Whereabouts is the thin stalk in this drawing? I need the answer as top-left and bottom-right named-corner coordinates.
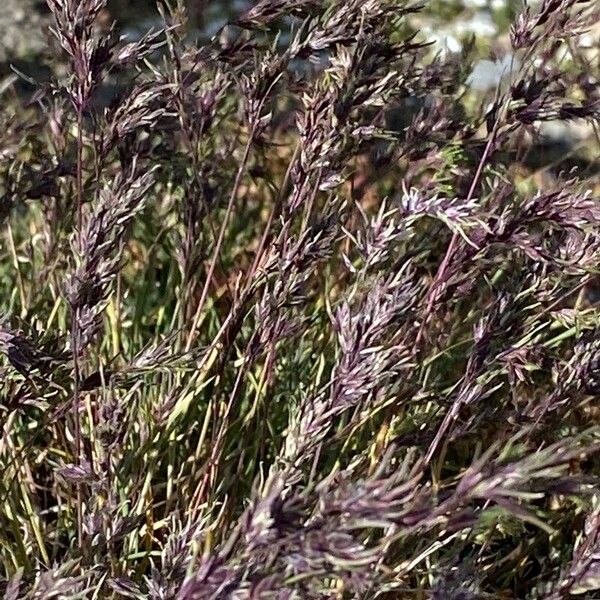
top-left (243, 143), bottom-right (301, 290)
top-left (416, 101), bottom-right (506, 347)
top-left (72, 106), bottom-right (84, 547)
top-left (184, 131), bottom-right (255, 352)
top-left (6, 222), bottom-right (27, 315)
top-left (185, 72), bottom-right (282, 351)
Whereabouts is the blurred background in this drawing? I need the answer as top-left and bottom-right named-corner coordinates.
top-left (1, 1), bottom-right (595, 96)
top-left (0, 0), bottom-right (597, 169)
top-left (0, 0), bottom-right (526, 64)
top-left (0, 1), bottom-right (241, 62)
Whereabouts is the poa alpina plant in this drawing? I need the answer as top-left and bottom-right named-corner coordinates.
top-left (0, 0), bottom-right (599, 598)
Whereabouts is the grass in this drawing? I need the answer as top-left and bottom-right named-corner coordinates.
top-left (0, 0), bottom-right (600, 598)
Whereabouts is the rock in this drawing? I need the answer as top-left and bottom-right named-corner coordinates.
top-left (0, 0), bottom-right (46, 62)
top-left (468, 53), bottom-right (519, 91)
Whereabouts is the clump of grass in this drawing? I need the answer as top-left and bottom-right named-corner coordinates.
top-left (0, 0), bottom-right (599, 597)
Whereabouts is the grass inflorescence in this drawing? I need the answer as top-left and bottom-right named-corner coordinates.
top-left (0, 0), bottom-right (600, 597)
